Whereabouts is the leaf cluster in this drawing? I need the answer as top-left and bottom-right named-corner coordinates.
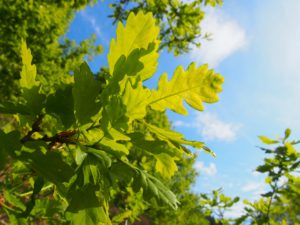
top-left (0, 12), bottom-right (223, 224)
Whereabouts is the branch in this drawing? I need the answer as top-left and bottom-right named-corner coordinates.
top-left (20, 114), bottom-right (44, 143)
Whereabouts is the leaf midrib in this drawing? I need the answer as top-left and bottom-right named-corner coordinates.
top-left (149, 84), bottom-right (203, 105)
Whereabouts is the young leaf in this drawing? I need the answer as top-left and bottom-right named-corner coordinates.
top-left (98, 137), bottom-right (129, 155)
top-left (108, 11), bottom-right (159, 80)
top-left (150, 63), bottom-right (224, 115)
top-left (20, 40), bottom-right (38, 89)
top-left (154, 153), bottom-right (178, 178)
top-left (72, 62), bottom-right (101, 125)
top-left (258, 136), bottom-right (279, 145)
top-left (284, 128), bottom-right (291, 141)
top-left (144, 122), bottom-right (204, 151)
top-left (139, 170), bottom-right (179, 209)
top-left (122, 80), bottom-right (151, 122)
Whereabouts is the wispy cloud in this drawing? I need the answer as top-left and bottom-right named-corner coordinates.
top-left (242, 181), bottom-right (264, 192)
top-left (194, 161), bottom-right (217, 176)
top-left (241, 181), bottom-right (265, 200)
top-left (224, 201), bottom-right (245, 218)
top-left (190, 9), bottom-right (247, 66)
top-left (174, 112), bottom-right (241, 142)
top-left (80, 11), bottom-right (107, 43)
top-left (195, 112), bottom-right (241, 141)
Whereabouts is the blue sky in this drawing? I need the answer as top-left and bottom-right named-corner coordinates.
top-left (66, 0), bottom-right (300, 217)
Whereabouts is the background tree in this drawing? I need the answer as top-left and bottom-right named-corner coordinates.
top-left (0, 0), bottom-right (101, 100)
top-left (0, 0), bottom-right (222, 100)
top-left (110, 0), bottom-right (223, 55)
top-left (236, 130), bottom-right (300, 225)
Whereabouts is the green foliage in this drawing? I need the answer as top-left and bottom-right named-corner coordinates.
top-left (146, 155), bottom-right (210, 225)
top-left (110, 0), bottom-right (223, 55)
top-left (238, 129), bottom-right (300, 225)
top-left (200, 189), bottom-right (240, 225)
top-left (0, 0), bottom-right (101, 100)
top-left (0, 12), bottom-right (223, 224)
top-left (150, 63), bottom-right (223, 115)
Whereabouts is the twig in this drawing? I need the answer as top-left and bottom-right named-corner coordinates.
top-left (20, 114), bottom-right (44, 143)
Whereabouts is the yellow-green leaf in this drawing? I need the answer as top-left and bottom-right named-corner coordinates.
top-left (144, 122), bottom-right (204, 152)
top-left (20, 40), bottom-right (38, 89)
top-left (149, 63), bottom-right (224, 115)
top-left (122, 81), bottom-right (151, 122)
top-left (155, 153), bottom-right (178, 178)
top-left (108, 11), bottom-right (160, 80)
top-left (258, 136), bottom-right (279, 145)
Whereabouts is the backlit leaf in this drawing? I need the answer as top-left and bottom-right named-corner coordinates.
top-left (122, 80), bottom-right (151, 122)
top-left (150, 63), bottom-right (224, 115)
top-left (72, 62), bottom-right (101, 125)
top-left (258, 136), bottom-right (279, 145)
top-left (154, 153), bottom-right (178, 178)
top-left (108, 12), bottom-right (159, 80)
top-left (20, 40), bottom-right (38, 89)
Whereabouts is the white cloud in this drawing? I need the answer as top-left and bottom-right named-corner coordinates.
top-left (190, 9), bottom-right (247, 66)
top-left (195, 112), bottom-right (241, 141)
top-left (194, 161), bottom-right (217, 176)
top-left (241, 181), bottom-right (265, 200)
top-left (224, 201), bottom-right (245, 218)
top-left (174, 112), bottom-right (241, 142)
top-left (252, 171), bottom-right (262, 177)
top-left (172, 120), bottom-right (189, 127)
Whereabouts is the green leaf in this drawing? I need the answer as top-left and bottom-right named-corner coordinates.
top-left (0, 102), bottom-right (31, 115)
top-left (102, 95), bottom-right (128, 130)
top-left (85, 148), bottom-right (112, 168)
top-left (258, 136), bottom-right (279, 145)
top-left (256, 164), bottom-right (272, 173)
top-left (112, 210), bottom-right (132, 223)
top-left (19, 40), bottom-right (38, 89)
top-left (20, 176), bottom-right (44, 217)
top-left (108, 11), bottom-right (159, 80)
top-left (149, 63), bottom-right (224, 115)
top-left (22, 86), bottom-right (46, 115)
top-left (82, 156), bottom-right (102, 185)
top-left (72, 62), bottom-right (101, 125)
top-left (122, 80), bottom-right (151, 122)
top-left (46, 85), bottom-right (75, 128)
top-left (284, 128), bottom-right (291, 141)
top-left (129, 132), bottom-right (178, 156)
top-left (154, 153), bottom-right (178, 178)
top-left (6, 213), bottom-right (27, 225)
top-left (108, 128), bottom-right (130, 141)
top-left (81, 128), bottom-right (104, 145)
top-left (66, 185), bottom-right (112, 225)
top-left (4, 191), bottom-right (26, 211)
top-left (0, 130), bottom-right (21, 169)
top-left (144, 122), bottom-right (204, 151)
top-left (68, 207), bottom-right (111, 225)
top-left (136, 170), bottom-right (179, 209)
top-left (98, 137), bottom-right (129, 155)
top-left (20, 142), bottom-right (74, 187)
